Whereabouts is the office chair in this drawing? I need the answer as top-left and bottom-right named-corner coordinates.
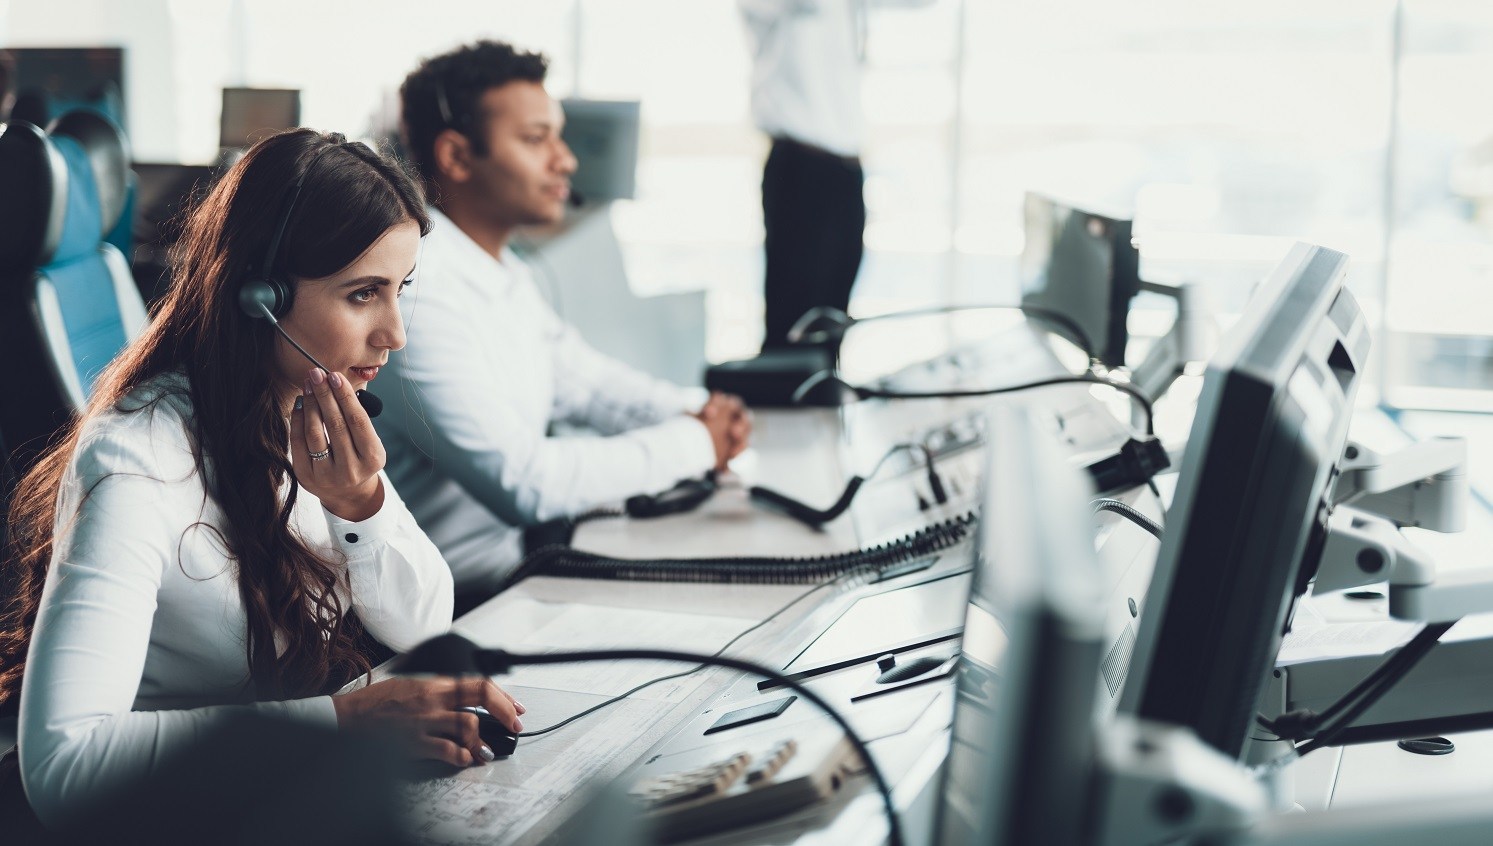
top-left (0, 110), bottom-right (148, 474)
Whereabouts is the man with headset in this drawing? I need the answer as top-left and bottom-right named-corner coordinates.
top-left (381, 41), bottom-right (751, 606)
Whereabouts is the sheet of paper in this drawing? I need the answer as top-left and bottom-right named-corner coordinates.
top-left (400, 690), bottom-right (701, 845)
top-left (398, 605), bottom-right (752, 844)
top-left (1276, 619), bottom-right (1419, 666)
top-left (497, 603), bottom-right (750, 698)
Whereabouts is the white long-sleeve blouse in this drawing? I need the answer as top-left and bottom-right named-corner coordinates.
top-left (17, 372), bottom-right (454, 826)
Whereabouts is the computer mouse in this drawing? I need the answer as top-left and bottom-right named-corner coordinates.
top-left (460, 706), bottom-right (519, 758)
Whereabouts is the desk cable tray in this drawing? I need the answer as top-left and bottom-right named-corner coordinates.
top-left (512, 512), bottom-right (977, 585)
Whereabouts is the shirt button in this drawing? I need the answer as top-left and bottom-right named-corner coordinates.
top-left (345, 533), bottom-right (359, 543)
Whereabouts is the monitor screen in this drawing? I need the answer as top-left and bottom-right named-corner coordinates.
top-left (1117, 242), bottom-right (1369, 760)
top-left (220, 87), bottom-right (300, 150)
top-left (934, 408), bottom-right (1106, 846)
top-left (5, 47), bottom-right (126, 129)
top-left (1019, 192), bottom-right (1140, 369)
top-left (131, 163), bottom-right (221, 245)
top-left (560, 98), bottom-right (640, 203)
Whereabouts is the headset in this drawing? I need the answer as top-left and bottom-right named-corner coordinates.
top-left (432, 76), bottom-right (584, 208)
top-left (237, 143), bottom-right (384, 418)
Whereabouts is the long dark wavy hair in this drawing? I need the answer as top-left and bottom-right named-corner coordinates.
top-left (0, 129), bottom-right (430, 707)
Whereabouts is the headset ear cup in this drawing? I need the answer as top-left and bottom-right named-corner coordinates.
top-left (267, 276), bottom-right (292, 318)
top-left (238, 276), bottom-right (292, 319)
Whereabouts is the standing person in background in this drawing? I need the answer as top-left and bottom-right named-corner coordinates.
top-left (739, 1), bottom-right (932, 353)
top-left (740, 0), bottom-right (869, 353)
top-left (389, 41), bottom-right (752, 608)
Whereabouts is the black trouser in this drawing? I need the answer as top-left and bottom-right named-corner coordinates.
top-left (760, 137), bottom-right (866, 351)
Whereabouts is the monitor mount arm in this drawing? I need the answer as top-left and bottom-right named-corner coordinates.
top-left (1315, 505), bottom-right (1493, 624)
top-left (1331, 437), bottom-right (1467, 532)
top-left (1128, 280), bottom-right (1218, 430)
top-left (1092, 710), bottom-right (1493, 845)
top-left (1092, 716), bottom-right (1268, 846)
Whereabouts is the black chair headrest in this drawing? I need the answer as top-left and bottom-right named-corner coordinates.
top-left (50, 109), bottom-right (130, 233)
top-left (0, 120), bottom-right (67, 272)
top-left (9, 89), bottom-right (50, 128)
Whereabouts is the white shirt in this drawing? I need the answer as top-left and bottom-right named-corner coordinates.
top-left (376, 210), bottom-right (715, 595)
top-left (18, 372), bottom-right (453, 827)
top-left (739, 0), bottom-right (865, 157)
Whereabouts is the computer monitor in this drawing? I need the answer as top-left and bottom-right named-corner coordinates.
top-left (131, 163), bottom-right (221, 245)
top-left (560, 98), bottom-right (640, 203)
top-left (219, 87), bottom-right (300, 150)
top-left (1117, 242), bottom-right (1369, 760)
top-left (5, 47), bottom-right (126, 128)
top-left (1019, 192), bottom-right (1140, 369)
top-left (934, 407), bottom-right (1107, 846)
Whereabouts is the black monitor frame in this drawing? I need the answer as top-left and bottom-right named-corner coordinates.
top-left (1117, 242), bottom-right (1369, 760)
top-left (1019, 191), bottom-right (1140, 369)
top-left (934, 407), bottom-right (1106, 845)
top-left (6, 46), bottom-right (126, 128)
top-left (559, 98), bottom-right (640, 203)
top-left (219, 87), bottom-right (301, 150)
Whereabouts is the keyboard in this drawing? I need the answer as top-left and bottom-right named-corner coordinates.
top-left (628, 731), bottom-right (859, 841)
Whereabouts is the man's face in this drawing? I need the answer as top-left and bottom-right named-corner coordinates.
top-left (465, 81), bottom-right (577, 227)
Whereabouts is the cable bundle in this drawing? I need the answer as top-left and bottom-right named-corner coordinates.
top-left (515, 512), bottom-right (977, 585)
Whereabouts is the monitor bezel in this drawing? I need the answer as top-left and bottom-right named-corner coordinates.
top-left (1117, 242), bottom-right (1370, 760)
top-left (1019, 191), bottom-right (1141, 369)
top-left (218, 87), bottom-right (301, 150)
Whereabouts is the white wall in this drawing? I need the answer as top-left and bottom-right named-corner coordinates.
top-left (4, 0), bottom-right (185, 160)
top-left (2, 0), bottom-right (579, 162)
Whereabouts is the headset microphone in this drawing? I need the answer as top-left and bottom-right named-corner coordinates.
top-left (568, 187), bottom-right (585, 208)
top-left (239, 141), bottom-right (384, 419)
top-left (243, 294), bottom-right (385, 419)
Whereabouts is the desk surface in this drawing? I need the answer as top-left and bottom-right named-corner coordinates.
top-left (396, 324), bottom-right (1153, 845)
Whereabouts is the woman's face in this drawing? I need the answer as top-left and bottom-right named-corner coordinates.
top-left (271, 219), bottom-right (421, 407)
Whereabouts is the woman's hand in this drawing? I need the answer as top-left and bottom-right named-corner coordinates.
top-left (333, 676), bottom-right (526, 767)
top-left (291, 367), bottom-right (386, 521)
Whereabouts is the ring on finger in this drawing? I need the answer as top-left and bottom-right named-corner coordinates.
top-left (309, 447), bottom-right (332, 461)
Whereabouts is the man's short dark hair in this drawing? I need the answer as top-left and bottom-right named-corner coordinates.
top-left (399, 40), bottom-right (549, 190)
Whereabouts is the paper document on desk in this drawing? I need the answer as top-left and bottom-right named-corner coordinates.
top-left (1277, 618), bottom-right (1419, 666)
top-left (402, 694), bottom-right (663, 846)
top-left (501, 603), bottom-right (749, 698)
top-left (400, 603), bottom-right (749, 846)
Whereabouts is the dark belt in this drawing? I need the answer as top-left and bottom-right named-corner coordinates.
top-left (772, 136), bottom-right (861, 168)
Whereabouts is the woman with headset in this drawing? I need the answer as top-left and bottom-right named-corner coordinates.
top-left (0, 129), bottom-right (521, 827)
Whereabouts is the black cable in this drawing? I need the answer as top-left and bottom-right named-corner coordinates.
top-left (1289, 621), bottom-right (1454, 758)
top-left (1297, 621), bottom-right (1452, 754)
top-left (798, 303), bottom-right (1097, 363)
top-left (1257, 620), bottom-right (1445, 741)
top-left (750, 441), bottom-right (945, 527)
top-left (573, 505), bottom-right (625, 525)
top-left (483, 647), bottom-right (906, 846)
top-left (526, 477), bottom-right (717, 551)
top-left (860, 375), bottom-right (1154, 437)
top-left (1019, 305), bottom-right (1098, 361)
top-left (520, 572), bottom-right (855, 739)
top-left (513, 512), bottom-right (976, 585)
top-left (1092, 498), bottom-right (1163, 540)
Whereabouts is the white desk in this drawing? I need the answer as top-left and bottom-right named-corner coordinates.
top-left (391, 325), bottom-right (1153, 845)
